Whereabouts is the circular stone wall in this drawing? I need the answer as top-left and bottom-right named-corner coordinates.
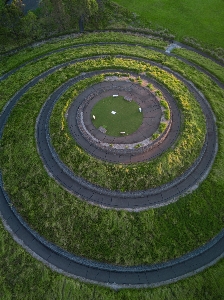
top-left (68, 77), bottom-right (178, 163)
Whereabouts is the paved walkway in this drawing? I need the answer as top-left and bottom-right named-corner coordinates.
top-left (0, 38), bottom-right (223, 288)
top-left (36, 58), bottom-right (216, 210)
top-left (68, 78), bottom-right (179, 163)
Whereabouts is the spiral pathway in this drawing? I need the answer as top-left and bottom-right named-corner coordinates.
top-left (0, 32), bottom-right (224, 288)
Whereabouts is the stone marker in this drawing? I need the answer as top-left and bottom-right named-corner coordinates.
top-left (111, 111), bottom-right (116, 114)
top-left (99, 126), bottom-right (107, 133)
top-left (124, 95), bottom-right (132, 102)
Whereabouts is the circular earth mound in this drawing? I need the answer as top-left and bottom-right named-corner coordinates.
top-left (0, 32), bottom-right (223, 289)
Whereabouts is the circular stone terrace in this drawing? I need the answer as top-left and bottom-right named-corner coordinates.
top-left (35, 66), bottom-right (215, 210)
top-left (69, 76), bottom-right (177, 163)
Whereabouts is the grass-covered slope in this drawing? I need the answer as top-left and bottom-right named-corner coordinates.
top-left (1, 220), bottom-right (224, 299)
top-left (0, 32), bottom-right (224, 297)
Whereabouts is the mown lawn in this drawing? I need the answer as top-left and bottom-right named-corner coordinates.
top-left (92, 95), bottom-right (143, 136)
top-left (114, 0), bottom-right (224, 48)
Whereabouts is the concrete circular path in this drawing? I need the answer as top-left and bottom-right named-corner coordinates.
top-left (36, 62), bottom-right (215, 210)
top-left (0, 38), bottom-right (223, 289)
top-left (69, 78), bottom-right (176, 162)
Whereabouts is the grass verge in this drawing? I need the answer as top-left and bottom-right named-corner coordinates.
top-left (0, 32), bottom-right (167, 76)
top-left (173, 48), bottom-right (224, 83)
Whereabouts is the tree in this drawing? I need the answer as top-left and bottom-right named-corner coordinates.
top-left (48, 0), bottom-right (68, 31)
top-left (66, 0), bottom-right (98, 32)
top-left (20, 11), bottom-right (42, 39)
top-left (0, 0), bottom-right (25, 47)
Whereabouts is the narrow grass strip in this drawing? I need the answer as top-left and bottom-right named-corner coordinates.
top-left (0, 32), bottom-right (167, 76)
top-left (173, 48), bottom-right (224, 83)
top-left (1, 220), bottom-right (224, 297)
top-left (0, 44), bottom-right (168, 111)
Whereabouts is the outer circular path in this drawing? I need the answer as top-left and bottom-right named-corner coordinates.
top-left (0, 36), bottom-right (224, 289)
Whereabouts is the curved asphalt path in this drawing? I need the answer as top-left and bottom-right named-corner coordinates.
top-left (36, 57), bottom-right (216, 210)
top-left (0, 39), bottom-right (223, 288)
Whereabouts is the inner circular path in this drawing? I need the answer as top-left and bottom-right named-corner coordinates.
top-left (37, 67), bottom-right (214, 210)
top-left (68, 76), bottom-right (178, 163)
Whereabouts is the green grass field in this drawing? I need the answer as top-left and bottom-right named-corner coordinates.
top-left (92, 96), bottom-right (143, 136)
top-left (114, 0), bottom-right (224, 48)
top-left (1, 34), bottom-right (224, 298)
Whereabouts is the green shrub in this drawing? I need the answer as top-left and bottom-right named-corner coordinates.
top-left (151, 133), bottom-right (160, 140)
top-left (159, 122), bottom-right (167, 133)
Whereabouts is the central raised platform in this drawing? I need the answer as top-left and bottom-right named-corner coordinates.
top-left (68, 79), bottom-right (179, 163)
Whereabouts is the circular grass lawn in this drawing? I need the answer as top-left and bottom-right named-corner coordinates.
top-left (91, 96), bottom-right (143, 136)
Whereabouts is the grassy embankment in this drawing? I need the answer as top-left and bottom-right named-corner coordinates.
top-left (0, 32), bottom-right (224, 298)
top-left (1, 41), bottom-right (222, 265)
